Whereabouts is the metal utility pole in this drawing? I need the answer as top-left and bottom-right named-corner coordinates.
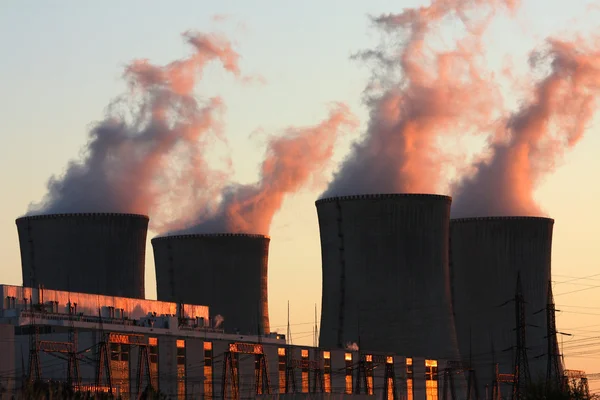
top-left (512, 273), bottom-right (531, 400)
top-left (66, 299), bottom-right (81, 391)
top-left (545, 280), bottom-right (563, 393)
top-left (94, 308), bottom-right (113, 395)
top-left (466, 328), bottom-right (480, 400)
top-left (442, 367), bottom-right (456, 400)
top-left (467, 368), bottom-right (480, 400)
top-left (490, 341), bottom-right (500, 400)
top-left (27, 301), bottom-right (41, 385)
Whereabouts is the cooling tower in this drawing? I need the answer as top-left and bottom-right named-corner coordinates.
top-left (152, 233), bottom-right (270, 335)
top-left (16, 213), bottom-right (148, 298)
top-left (450, 217), bottom-right (554, 392)
top-left (316, 194), bottom-right (460, 361)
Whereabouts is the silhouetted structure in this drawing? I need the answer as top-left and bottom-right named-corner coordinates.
top-left (316, 193), bottom-right (460, 361)
top-left (16, 213), bottom-right (148, 298)
top-left (450, 217), bottom-right (555, 396)
top-left (152, 233), bottom-right (271, 335)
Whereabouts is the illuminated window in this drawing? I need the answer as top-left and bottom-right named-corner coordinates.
top-left (176, 340), bottom-right (186, 399)
top-left (149, 337), bottom-right (159, 390)
top-left (387, 356), bottom-right (394, 364)
top-left (366, 355), bottom-right (374, 395)
top-left (406, 358), bottom-right (414, 400)
top-left (110, 343), bottom-right (130, 397)
top-left (204, 342), bottom-right (213, 399)
top-left (426, 360), bottom-right (438, 400)
top-left (301, 349), bottom-right (309, 393)
top-left (345, 353), bottom-right (353, 394)
top-left (278, 348), bottom-right (286, 393)
top-left (324, 351), bottom-right (332, 393)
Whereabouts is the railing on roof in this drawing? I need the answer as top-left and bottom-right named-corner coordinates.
top-left (19, 310), bottom-right (137, 326)
top-left (17, 310), bottom-right (226, 334)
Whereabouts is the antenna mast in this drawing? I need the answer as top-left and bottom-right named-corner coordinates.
top-left (287, 301), bottom-right (293, 345)
top-left (313, 304), bottom-right (318, 348)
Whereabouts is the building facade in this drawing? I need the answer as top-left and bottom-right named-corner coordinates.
top-left (0, 285), bottom-right (446, 400)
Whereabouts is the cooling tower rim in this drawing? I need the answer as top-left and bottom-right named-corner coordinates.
top-left (451, 216), bottom-right (554, 224)
top-left (315, 193), bottom-right (451, 205)
top-left (16, 212), bottom-right (149, 224)
top-left (151, 232), bottom-right (270, 242)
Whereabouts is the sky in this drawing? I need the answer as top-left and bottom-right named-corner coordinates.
top-left (1, 0), bottom-right (599, 388)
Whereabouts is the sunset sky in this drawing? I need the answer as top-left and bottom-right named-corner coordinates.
top-left (1, 0), bottom-right (599, 389)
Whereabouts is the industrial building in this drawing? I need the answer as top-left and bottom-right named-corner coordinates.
top-left (152, 233), bottom-right (271, 336)
top-left (450, 217), bottom-right (557, 394)
top-left (16, 213), bottom-right (148, 299)
top-left (316, 194), bottom-right (460, 363)
top-left (6, 193), bottom-right (568, 399)
top-left (0, 284), bottom-right (445, 400)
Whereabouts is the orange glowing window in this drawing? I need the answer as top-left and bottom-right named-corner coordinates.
top-left (278, 348), bottom-right (286, 356)
top-left (204, 341), bottom-right (212, 350)
top-left (366, 354), bottom-right (373, 362)
top-left (387, 356), bottom-right (394, 364)
top-left (345, 375), bottom-right (353, 394)
top-left (176, 339), bottom-right (185, 348)
top-left (301, 349), bottom-right (309, 358)
top-left (345, 353), bottom-right (352, 361)
top-left (148, 337), bottom-right (157, 346)
top-left (426, 359), bottom-right (437, 367)
top-left (426, 380), bottom-right (438, 400)
top-left (406, 357), bottom-right (413, 366)
top-left (323, 351), bottom-right (331, 359)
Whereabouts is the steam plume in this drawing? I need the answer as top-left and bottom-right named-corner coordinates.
top-left (28, 31), bottom-right (241, 221)
top-left (214, 314), bottom-right (225, 329)
top-left (345, 342), bottom-right (359, 351)
top-left (322, 0), bottom-right (516, 198)
top-left (167, 104), bottom-right (358, 235)
top-left (452, 37), bottom-right (600, 218)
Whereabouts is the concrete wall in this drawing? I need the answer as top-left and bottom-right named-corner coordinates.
top-left (317, 194), bottom-right (460, 362)
top-left (450, 217), bottom-right (554, 395)
top-left (16, 213), bottom-right (148, 299)
top-left (153, 233), bottom-right (271, 335)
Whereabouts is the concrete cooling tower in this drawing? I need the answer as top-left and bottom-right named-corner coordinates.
top-left (152, 233), bottom-right (270, 335)
top-left (16, 213), bottom-right (148, 298)
top-left (316, 193), bottom-right (460, 361)
top-left (450, 217), bottom-right (554, 393)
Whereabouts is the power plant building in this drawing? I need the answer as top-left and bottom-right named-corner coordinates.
top-left (316, 194), bottom-right (460, 362)
top-left (0, 284), bottom-right (445, 400)
top-left (450, 217), bottom-right (555, 393)
top-left (152, 233), bottom-right (271, 336)
top-left (15, 213), bottom-right (148, 299)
